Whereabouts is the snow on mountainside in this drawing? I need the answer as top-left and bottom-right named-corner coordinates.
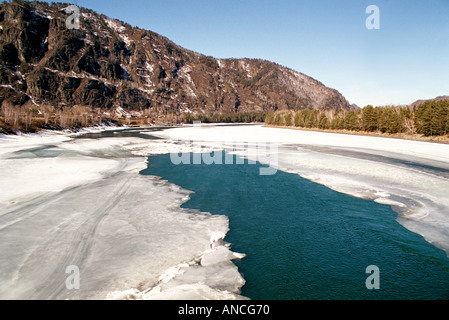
top-left (0, 1), bottom-right (351, 117)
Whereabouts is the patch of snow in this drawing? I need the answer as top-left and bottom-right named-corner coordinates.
top-left (120, 64), bottom-right (130, 81)
top-left (145, 62), bottom-right (154, 73)
top-left (239, 60), bottom-right (252, 78)
top-left (0, 84), bottom-right (15, 90)
top-left (184, 86), bottom-right (197, 99)
top-left (120, 33), bottom-right (133, 48)
top-left (115, 106), bottom-right (130, 118)
top-left (138, 87), bottom-right (155, 95)
top-left (105, 18), bottom-right (126, 33)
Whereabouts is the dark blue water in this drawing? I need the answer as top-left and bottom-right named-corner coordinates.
top-left (140, 153), bottom-right (449, 300)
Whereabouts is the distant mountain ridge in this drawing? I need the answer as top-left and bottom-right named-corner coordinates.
top-left (0, 1), bottom-right (351, 117)
top-left (411, 96), bottom-right (449, 108)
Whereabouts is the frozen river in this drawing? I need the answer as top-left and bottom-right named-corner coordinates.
top-left (0, 124), bottom-right (448, 299)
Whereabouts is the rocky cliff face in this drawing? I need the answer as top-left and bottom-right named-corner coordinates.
top-left (0, 1), bottom-right (350, 117)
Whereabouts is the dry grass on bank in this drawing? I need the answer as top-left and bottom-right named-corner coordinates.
top-left (265, 125), bottom-right (449, 145)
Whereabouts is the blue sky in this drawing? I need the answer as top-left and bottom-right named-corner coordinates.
top-left (58, 0), bottom-right (448, 107)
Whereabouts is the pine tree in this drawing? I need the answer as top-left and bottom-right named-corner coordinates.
top-left (294, 110), bottom-right (307, 127)
top-left (386, 107), bottom-right (404, 134)
top-left (415, 101), bottom-right (439, 136)
top-left (344, 110), bottom-right (359, 131)
top-left (377, 107), bottom-right (388, 133)
top-left (265, 111), bottom-right (275, 125)
top-left (318, 113), bottom-right (329, 129)
top-left (436, 100), bottom-right (449, 135)
top-left (273, 113), bottom-right (282, 126)
top-left (362, 105), bottom-right (377, 132)
top-left (304, 109), bottom-right (318, 128)
top-left (284, 113), bottom-right (293, 126)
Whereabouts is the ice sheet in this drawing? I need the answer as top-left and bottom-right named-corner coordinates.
top-left (0, 132), bottom-right (245, 300)
top-left (0, 136), bottom-right (136, 209)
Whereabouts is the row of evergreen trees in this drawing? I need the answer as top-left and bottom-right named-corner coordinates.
top-left (184, 111), bottom-right (266, 124)
top-left (265, 100), bottom-right (449, 137)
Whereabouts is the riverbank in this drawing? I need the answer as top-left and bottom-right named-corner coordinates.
top-left (264, 124), bottom-right (449, 145)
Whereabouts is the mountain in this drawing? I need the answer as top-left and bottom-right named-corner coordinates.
top-left (411, 96), bottom-right (449, 108)
top-left (0, 1), bottom-right (351, 122)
